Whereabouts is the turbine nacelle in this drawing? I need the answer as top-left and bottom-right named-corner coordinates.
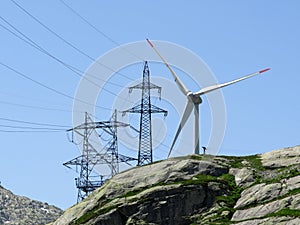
top-left (187, 92), bottom-right (202, 105)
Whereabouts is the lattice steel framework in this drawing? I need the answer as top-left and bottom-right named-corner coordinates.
top-left (122, 61), bottom-right (167, 166)
top-left (64, 111), bottom-right (136, 202)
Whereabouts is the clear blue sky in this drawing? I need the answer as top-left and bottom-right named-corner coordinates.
top-left (0, 0), bottom-right (299, 209)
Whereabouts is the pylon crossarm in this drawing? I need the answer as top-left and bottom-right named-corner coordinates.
top-left (149, 104), bottom-right (168, 116)
top-left (122, 104), bottom-right (143, 114)
top-left (63, 155), bottom-right (87, 167)
top-left (118, 154), bottom-right (137, 162)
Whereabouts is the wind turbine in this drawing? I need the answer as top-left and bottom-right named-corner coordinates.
top-left (146, 39), bottom-right (270, 157)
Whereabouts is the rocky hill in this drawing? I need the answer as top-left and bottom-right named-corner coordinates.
top-left (0, 185), bottom-right (62, 225)
top-left (51, 145), bottom-right (300, 225)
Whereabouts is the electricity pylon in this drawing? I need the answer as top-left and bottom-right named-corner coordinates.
top-left (122, 61), bottom-right (167, 166)
top-left (64, 111), bottom-right (136, 202)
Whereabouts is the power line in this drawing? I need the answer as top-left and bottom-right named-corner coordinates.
top-left (0, 116), bottom-right (69, 133)
top-left (0, 16), bottom-right (117, 89)
top-left (0, 16), bottom-right (83, 77)
top-left (0, 129), bottom-right (64, 133)
top-left (0, 124), bottom-right (65, 131)
top-left (0, 90), bottom-right (90, 114)
top-left (0, 16), bottom-right (137, 106)
top-left (58, 0), bottom-right (145, 62)
top-left (0, 61), bottom-right (111, 111)
top-left (9, 0), bottom-right (135, 82)
top-left (0, 117), bottom-right (69, 128)
top-left (0, 62), bottom-right (73, 100)
top-left (0, 90), bottom-right (75, 108)
top-left (59, 0), bottom-right (120, 47)
top-left (0, 15), bottom-right (125, 92)
top-left (0, 99), bottom-right (74, 113)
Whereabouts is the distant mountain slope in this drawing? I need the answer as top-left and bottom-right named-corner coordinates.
top-left (52, 145), bottom-right (300, 225)
top-left (0, 185), bottom-right (62, 225)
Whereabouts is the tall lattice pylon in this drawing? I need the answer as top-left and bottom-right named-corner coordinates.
top-left (122, 61), bottom-right (167, 166)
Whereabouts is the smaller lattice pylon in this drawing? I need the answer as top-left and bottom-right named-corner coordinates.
top-left (64, 111), bottom-right (137, 202)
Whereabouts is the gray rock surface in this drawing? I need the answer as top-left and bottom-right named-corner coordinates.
top-left (261, 146), bottom-right (300, 168)
top-left (284, 175), bottom-right (300, 191)
top-left (232, 195), bottom-right (293, 221)
top-left (229, 167), bottom-right (255, 187)
top-left (0, 185), bottom-right (62, 225)
top-left (52, 157), bottom-right (228, 225)
top-left (88, 184), bottom-right (212, 225)
top-left (52, 145), bottom-right (300, 225)
top-left (234, 182), bottom-right (287, 209)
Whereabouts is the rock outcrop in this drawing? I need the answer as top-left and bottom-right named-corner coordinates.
top-left (229, 146), bottom-right (300, 224)
top-left (52, 145), bottom-right (300, 225)
top-left (0, 185), bottom-right (62, 225)
top-left (261, 146), bottom-right (300, 168)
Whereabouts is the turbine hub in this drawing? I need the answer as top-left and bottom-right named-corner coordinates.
top-left (188, 93), bottom-right (202, 105)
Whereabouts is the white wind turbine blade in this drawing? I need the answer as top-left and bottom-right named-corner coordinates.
top-left (168, 100), bottom-right (194, 158)
top-left (146, 39), bottom-right (190, 96)
top-left (194, 68), bottom-right (270, 96)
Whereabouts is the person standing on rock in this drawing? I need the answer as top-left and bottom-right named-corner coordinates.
top-left (202, 147), bottom-right (207, 155)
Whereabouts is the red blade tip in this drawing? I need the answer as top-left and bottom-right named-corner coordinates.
top-left (146, 38), bottom-right (154, 47)
top-left (259, 68), bottom-right (271, 74)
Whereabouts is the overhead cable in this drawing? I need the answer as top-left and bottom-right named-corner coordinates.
top-left (10, 0), bottom-right (135, 82)
top-left (0, 61), bottom-right (111, 111)
top-left (0, 116), bottom-right (69, 128)
top-left (59, 0), bottom-right (145, 62)
top-left (0, 16), bottom-right (136, 105)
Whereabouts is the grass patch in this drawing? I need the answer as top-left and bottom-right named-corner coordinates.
top-left (215, 174), bottom-right (242, 207)
top-left (190, 155), bottom-right (203, 160)
top-left (222, 156), bottom-right (245, 168)
top-left (276, 166), bottom-right (299, 178)
top-left (268, 208), bottom-right (300, 217)
top-left (219, 174), bottom-right (236, 187)
top-left (73, 204), bottom-right (120, 225)
top-left (222, 154), bottom-right (264, 171)
top-left (121, 189), bottom-right (143, 198)
top-left (182, 174), bottom-right (218, 185)
top-left (263, 167), bottom-right (300, 184)
top-left (73, 208), bottom-right (97, 224)
top-left (287, 168), bottom-right (300, 178)
top-left (244, 155), bottom-right (264, 171)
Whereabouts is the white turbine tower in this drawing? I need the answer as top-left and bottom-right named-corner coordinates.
top-left (147, 39), bottom-right (270, 157)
